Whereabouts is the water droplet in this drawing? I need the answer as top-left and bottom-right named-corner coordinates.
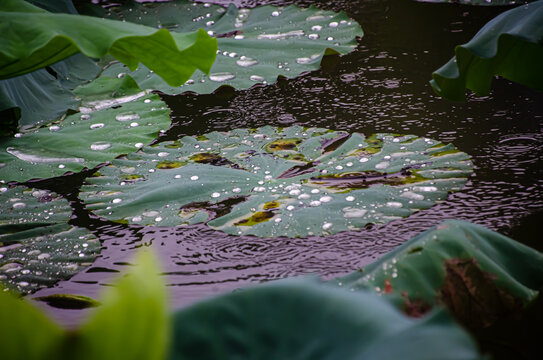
top-left (130, 122), bottom-right (139, 127)
top-left (308, 33), bottom-right (319, 40)
top-left (322, 222), bottom-right (333, 230)
top-left (287, 205), bottom-right (295, 211)
top-left (310, 200), bottom-right (321, 207)
top-left (414, 186), bottom-right (438, 192)
top-left (58, 164), bottom-right (65, 169)
top-left (144, 99), bottom-right (152, 103)
top-left (311, 189), bottom-right (320, 194)
top-left (49, 125), bottom-right (60, 132)
top-left (158, 152), bottom-right (169, 157)
top-left (386, 201), bottom-right (403, 208)
top-left (346, 196), bottom-right (355, 202)
top-left (329, 21), bottom-right (339, 28)
top-left (401, 191), bottom-right (424, 201)
top-left (271, 11), bottom-right (280, 16)
top-left (135, 142), bottom-right (144, 148)
top-left (289, 189), bottom-right (301, 196)
top-left (132, 216), bottom-right (143, 222)
top-left (143, 211), bottom-right (159, 217)
top-left (91, 142), bottom-right (112, 151)
top-left (12, 202), bottom-right (26, 209)
top-left (311, 25), bottom-right (323, 31)
top-left (232, 187), bottom-right (241, 193)
top-left (155, 216), bottom-right (163, 222)
top-left (319, 196), bottom-right (332, 203)
top-left (211, 192), bottom-right (221, 198)
top-left (298, 194), bottom-right (310, 199)
top-left (37, 253), bottom-right (50, 260)
top-left (274, 217), bottom-right (282, 223)
top-left (375, 161), bottom-right (389, 170)
top-left (80, 114), bottom-right (90, 121)
top-left (0, 187), bottom-right (7, 192)
top-left (254, 186), bottom-right (266, 192)
top-left (234, 34), bottom-right (245, 40)
top-left (206, 20), bottom-right (215, 26)
top-left (112, 198), bottom-right (122, 204)
top-left (359, 157), bottom-right (369, 163)
top-left (190, 176), bottom-right (199, 181)
top-left (250, 75), bottom-right (265, 82)
top-left (209, 72), bottom-right (236, 82)
top-left (257, 30), bottom-right (305, 40)
top-left (236, 58), bottom-right (258, 67)
top-left (116, 112), bottom-right (140, 122)
top-left (207, 30), bottom-right (214, 36)
top-left (90, 123), bottom-right (104, 129)
top-left (327, 36), bottom-right (334, 41)
top-left (335, 165), bottom-right (343, 170)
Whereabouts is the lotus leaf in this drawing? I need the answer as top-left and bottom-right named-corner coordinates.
top-left (0, 78), bottom-right (171, 183)
top-left (80, 126), bottom-right (472, 238)
top-left (0, 285), bottom-right (64, 360)
top-left (0, 186), bottom-right (100, 294)
top-left (76, 251), bottom-right (168, 360)
top-left (0, 54), bottom-right (100, 132)
top-left (169, 279), bottom-right (482, 360)
top-left (431, 0), bottom-right (543, 100)
top-left (0, 0), bottom-right (217, 85)
top-left (91, 0), bottom-right (363, 94)
top-left (332, 220), bottom-right (543, 328)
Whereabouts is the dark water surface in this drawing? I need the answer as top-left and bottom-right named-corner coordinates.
top-left (31, 0), bottom-right (543, 327)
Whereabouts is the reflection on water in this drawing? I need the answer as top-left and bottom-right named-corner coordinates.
top-left (31, 0), bottom-right (542, 327)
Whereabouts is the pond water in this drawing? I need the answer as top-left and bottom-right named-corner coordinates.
top-left (29, 0), bottom-right (543, 327)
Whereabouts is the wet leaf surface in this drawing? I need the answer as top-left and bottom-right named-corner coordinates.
top-left (0, 187), bottom-right (100, 294)
top-left (89, 0), bottom-right (363, 94)
top-left (333, 220), bottom-right (543, 328)
top-left (80, 125), bottom-right (472, 237)
top-left (0, 78), bottom-right (171, 183)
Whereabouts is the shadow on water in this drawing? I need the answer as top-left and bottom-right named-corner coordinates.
top-left (30, 0), bottom-right (542, 328)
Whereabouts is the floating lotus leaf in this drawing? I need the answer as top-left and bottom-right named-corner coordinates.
top-left (0, 0), bottom-right (217, 84)
top-left (0, 77), bottom-right (171, 183)
top-left (0, 186), bottom-right (100, 294)
top-left (92, 0), bottom-right (363, 94)
top-left (80, 126), bottom-right (473, 238)
top-left (332, 220), bottom-right (543, 328)
top-left (169, 279), bottom-right (482, 360)
top-left (431, 0), bottom-right (543, 100)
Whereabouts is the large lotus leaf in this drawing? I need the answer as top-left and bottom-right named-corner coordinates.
top-left (0, 0), bottom-right (217, 85)
top-left (0, 285), bottom-right (64, 360)
top-left (0, 78), bottom-right (171, 183)
top-left (92, 0), bottom-right (362, 94)
top-left (76, 251), bottom-right (168, 360)
top-left (431, 0), bottom-right (543, 100)
top-left (0, 186), bottom-right (100, 294)
top-left (0, 54), bottom-right (101, 133)
top-left (80, 126), bottom-right (472, 238)
top-left (169, 279), bottom-right (482, 360)
top-left (332, 220), bottom-right (543, 328)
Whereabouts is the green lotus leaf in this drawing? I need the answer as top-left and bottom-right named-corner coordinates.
top-left (77, 250), bottom-right (168, 360)
top-left (80, 126), bottom-right (472, 238)
top-left (90, 0), bottom-right (363, 94)
top-left (332, 220), bottom-right (543, 328)
top-left (0, 78), bottom-right (171, 183)
top-left (169, 279), bottom-right (482, 360)
top-left (416, 0), bottom-right (530, 5)
top-left (431, 0), bottom-right (543, 100)
top-left (0, 284), bottom-right (64, 360)
top-left (0, 0), bottom-right (217, 85)
top-left (0, 54), bottom-right (100, 133)
top-left (0, 186), bottom-right (100, 294)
